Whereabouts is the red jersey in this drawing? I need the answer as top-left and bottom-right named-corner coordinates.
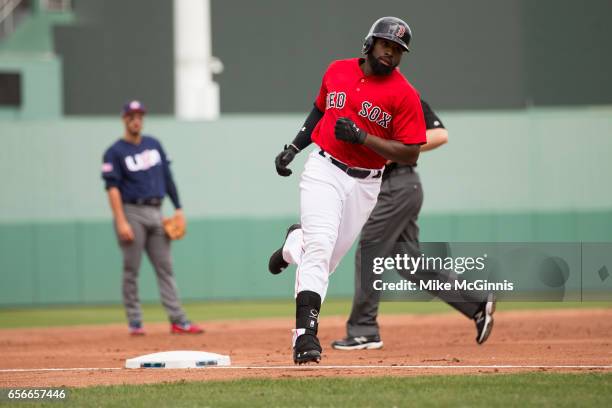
top-left (312, 58), bottom-right (426, 169)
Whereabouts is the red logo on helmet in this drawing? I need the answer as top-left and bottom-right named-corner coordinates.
top-left (396, 25), bottom-right (406, 38)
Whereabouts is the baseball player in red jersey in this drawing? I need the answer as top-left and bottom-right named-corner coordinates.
top-left (269, 17), bottom-right (426, 364)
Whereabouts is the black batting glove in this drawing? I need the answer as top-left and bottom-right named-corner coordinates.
top-left (275, 144), bottom-right (299, 176)
top-left (334, 117), bottom-right (367, 144)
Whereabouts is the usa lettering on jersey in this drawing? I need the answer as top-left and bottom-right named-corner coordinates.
top-left (358, 101), bottom-right (392, 129)
top-left (326, 92), bottom-right (346, 109)
top-left (125, 149), bottom-right (162, 172)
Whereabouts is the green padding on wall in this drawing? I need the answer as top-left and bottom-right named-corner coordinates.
top-left (576, 212), bottom-right (612, 242)
top-left (1, 217), bottom-right (382, 306)
top-left (171, 219), bottom-right (348, 301)
top-left (533, 213), bottom-right (578, 242)
top-left (2, 211), bottom-right (612, 307)
top-left (494, 214), bottom-right (535, 242)
top-left (78, 222), bottom-right (121, 303)
top-left (419, 215), bottom-right (453, 242)
top-left (0, 224), bottom-right (35, 304)
top-left (450, 214), bottom-right (497, 242)
top-left (34, 223), bottom-right (80, 303)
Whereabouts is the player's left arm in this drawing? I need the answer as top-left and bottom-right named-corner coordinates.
top-left (158, 142), bottom-right (185, 221)
top-left (334, 118), bottom-right (422, 165)
top-left (335, 90), bottom-right (426, 165)
top-left (365, 136), bottom-right (421, 165)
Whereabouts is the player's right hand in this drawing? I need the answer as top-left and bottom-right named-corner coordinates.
top-left (335, 117), bottom-right (367, 144)
top-left (117, 220), bottom-right (135, 242)
top-left (275, 144), bottom-right (299, 177)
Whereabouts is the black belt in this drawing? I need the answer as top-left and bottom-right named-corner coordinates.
top-left (384, 162), bottom-right (415, 175)
top-left (125, 197), bottom-right (162, 206)
top-left (319, 150), bottom-right (382, 179)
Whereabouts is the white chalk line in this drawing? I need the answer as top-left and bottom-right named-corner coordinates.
top-left (0, 368), bottom-right (122, 373)
top-left (2, 365), bottom-right (612, 373)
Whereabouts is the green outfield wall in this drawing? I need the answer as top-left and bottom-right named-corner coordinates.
top-left (1, 108), bottom-right (611, 306)
top-left (1, 212), bottom-right (612, 307)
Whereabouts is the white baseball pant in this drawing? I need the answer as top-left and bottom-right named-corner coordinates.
top-left (283, 149), bottom-right (382, 302)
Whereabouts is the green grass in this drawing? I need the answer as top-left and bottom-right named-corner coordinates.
top-left (4, 373), bottom-right (611, 408)
top-left (0, 299), bottom-right (610, 329)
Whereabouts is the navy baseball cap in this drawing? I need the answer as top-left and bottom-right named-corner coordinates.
top-left (121, 100), bottom-right (146, 116)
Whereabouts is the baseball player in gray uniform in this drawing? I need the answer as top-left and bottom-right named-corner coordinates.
top-left (331, 99), bottom-right (496, 350)
top-left (101, 100), bottom-right (203, 336)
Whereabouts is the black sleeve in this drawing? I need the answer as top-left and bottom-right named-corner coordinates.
top-left (164, 166), bottom-right (181, 209)
top-left (290, 104), bottom-right (324, 151)
top-left (158, 142), bottom-right (182, 209)
top-left (420, 99), bottom-right (445, 130)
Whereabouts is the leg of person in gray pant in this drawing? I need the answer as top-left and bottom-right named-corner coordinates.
top-left (120, 205), bottom-right (148, 328)
top-left (119, 204), bottom-right (201, 335)
top-left (332, 167), bottom-right (495, 350)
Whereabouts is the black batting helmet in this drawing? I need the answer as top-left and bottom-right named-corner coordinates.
top-left (362, 16), bottom-right (412, 54)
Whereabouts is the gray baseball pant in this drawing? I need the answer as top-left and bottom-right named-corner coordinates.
top-left (117, 204), bottom-right (187, 325)
top-left (347, 167), bottom-right (485, 338)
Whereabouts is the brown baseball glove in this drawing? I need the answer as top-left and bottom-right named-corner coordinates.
top-left (163, 215), bottom-right (186, 240)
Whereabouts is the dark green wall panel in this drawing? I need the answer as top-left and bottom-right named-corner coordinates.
top-left (78, 222), bottom-right (121, 303)
top-left (34, 223), bottom-right (79, 303)
top-left (533, 213), bottom-right (579, 242)
top-left (419, 215), bottom-right (453, 242)
top-left (450, 214), bottom-right (497, 242)
top-left (493, 213), bottom-right (535, 242)
top-left (2, 211), bottom-right (612, 307)
top-left (170, 222), bottom-right (211, 300)
top-left (0, 224), bottom-right (35, 304)
top-left (54, 0), bottom-right (175, 115)
top-left (577, 212), bottom-right (612, 242)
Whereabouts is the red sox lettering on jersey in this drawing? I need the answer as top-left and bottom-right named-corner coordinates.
top-left (328, 92), bottom-right (392, 129)
top-left (358, 101), bottom-right (392, 129)
top-left (326, 92), bottom-right (346, 109)
top-left (313, 58), bottom-right (426, 169)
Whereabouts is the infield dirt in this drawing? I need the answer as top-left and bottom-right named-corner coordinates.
top-left (1, 309), bottom-right (611, 387)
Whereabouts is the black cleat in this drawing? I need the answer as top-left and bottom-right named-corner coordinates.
top-left (331, 335), bottom-right (383, 350)
top-left (474, 293), bottom-right (496, 344)
top-left (268, 224), bottom-right (301, 275)
top-left (293, 334), bottom-right (322, 365)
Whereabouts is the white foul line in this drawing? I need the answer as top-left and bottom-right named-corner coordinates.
top-left (210, 365), bottom-right (612, 370)
top-left (1, 365), bottom-right (612, 373)
top-left (0, 368), bottom-right (123, 372)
